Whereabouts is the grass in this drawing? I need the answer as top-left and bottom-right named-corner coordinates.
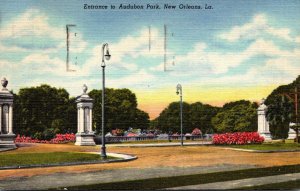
top-left (238, 180), bottom-right (300, 190)
top-left (57, 164), bottom-right (300, 190)
top-left (227, 142), bottom-right (300, 151)
top-left (0, 152), bottom-right (113, 167)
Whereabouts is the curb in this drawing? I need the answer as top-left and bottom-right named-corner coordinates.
top-left (221, 147), bottom-right (300, 153)
top-left (0, 152), bottom-right (137, 170)
top-left (0, 147), bottom-right (17, 152)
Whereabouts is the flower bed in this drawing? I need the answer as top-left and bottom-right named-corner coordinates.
top-left (15, 133), bottom-right (76, 144)
top-left (212, 132), bottom-right (264, 145)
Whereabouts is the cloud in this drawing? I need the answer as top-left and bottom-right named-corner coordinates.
top-left (0, 8), bottom-right (86, 53)
top-left (1, 9), bottom-right (299, 101)
top-left (219, 14), bottom-right (292, 42)
top-left (79, 27), bottom-right (165, 76)
top-left (188, 47), bottom-right (300, 86)
top-left (108, 27), bottom-right (165, 65)
top-left (107, 69), bottom-right (156, 88)
top-left (169, 38), bottom-right (289, 75)
top-left (0, 9), bottom-right (64, 40)
top-left (296, 36), bottom-right (300, 43)
top-left (21, 53), bottom-right (66, 74)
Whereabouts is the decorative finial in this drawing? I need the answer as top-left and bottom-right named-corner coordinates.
top-left (1, 77), bottom-right (8, 90)
top-left (260, 98), bottom-right (265, 105)
top-left (82, 84), bottom-right (88, 94)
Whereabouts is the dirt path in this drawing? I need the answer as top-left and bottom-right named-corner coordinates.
top-left (0, 143), bottom-right (299, 180)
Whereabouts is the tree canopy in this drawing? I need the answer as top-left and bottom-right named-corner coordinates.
top-left (266, 95), bottom-right (293, 139)
top-left (14, 84), bottom-right (76, 140)
top-left (89, 88), bottom-right (149, 133)
top-left (13, 85), bottom-right (149, 139)
top-left (265, 75), bottom-right (300, 139)
top-left (155, 101), bottom-right (219, 134)
top-left (189, 102), bottom-right (219, 134)
top-left (155, 102), bottom-right (191, 134)
top-left (211, 100), bottom-right (258, 133)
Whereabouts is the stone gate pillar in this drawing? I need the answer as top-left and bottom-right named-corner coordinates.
top-left (0, 77), bottom-right (16, 148)
top-left (257, 98), bottom-right (272, 141)
top-left (75, 84), bottom-right (96, 146)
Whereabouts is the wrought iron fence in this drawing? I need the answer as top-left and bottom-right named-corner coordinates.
top-left (94, 135), bottom-right (211, 144)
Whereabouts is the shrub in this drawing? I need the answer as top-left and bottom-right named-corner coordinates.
top-left (212, 132), bottom-right (264, 145)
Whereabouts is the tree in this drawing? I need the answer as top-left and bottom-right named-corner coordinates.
top-left (265, 75), bottom-right (300, 142)
top-left (134, 109), bottom-right (150, 130)
top-left (189, 102), bottom-right (219, 134)
top-left (211, 100), bottom-right (258, 133)
top-left (149, 118), bottom-right (158, 130)
top-left (89, 88), bottom-right (149, 133)
top-left (13, 84), bottom-right (77, 140)
top-left (266, 95), bottom-right (293, 139)
top-left (156, 102), bottom-right (192, 133)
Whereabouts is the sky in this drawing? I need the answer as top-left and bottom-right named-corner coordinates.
top-left (0, 0), bottom-right (300, 119)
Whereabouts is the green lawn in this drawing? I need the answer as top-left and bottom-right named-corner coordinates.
top-left (228, 142), bottom-right (300, 151)
top-left (58, 164), bottom-right (300, 190)
top-left (0, 152), bottom-right (112, 167)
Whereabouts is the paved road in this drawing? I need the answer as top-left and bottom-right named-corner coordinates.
top-left (0, 164), bottom-right (255, 190)
top-left (166, 172), bottom-right (300, 190)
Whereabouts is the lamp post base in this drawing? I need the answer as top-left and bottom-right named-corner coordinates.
top-left (101, 146), bottom-right (107, 159)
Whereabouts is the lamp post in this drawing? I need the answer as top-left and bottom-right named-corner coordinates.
top-left (101, 43), bottom-right (111, 158)
top-left (176, 84), bottom-right (183, 146)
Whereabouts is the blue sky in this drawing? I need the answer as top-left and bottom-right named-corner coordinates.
top-left (1, 0), bottom-right (300, 118)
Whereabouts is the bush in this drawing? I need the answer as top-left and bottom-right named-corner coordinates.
top-left (43, 128), bottom-right (61, 140)
top-left (212, 132), bottom-right (264, 145)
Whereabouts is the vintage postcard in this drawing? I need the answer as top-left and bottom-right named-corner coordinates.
top-left (0, 0), bottom-right (300, 190)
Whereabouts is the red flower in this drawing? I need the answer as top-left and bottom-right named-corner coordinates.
top-left (15, 133), bottom-right (76, 144)
top-left (212, 132), bottom-right (264, 145)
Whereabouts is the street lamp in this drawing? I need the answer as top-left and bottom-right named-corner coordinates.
top-left (176, 84), bottom-right (183, 146)
top-left (101, 43), bottom-right (111, 158)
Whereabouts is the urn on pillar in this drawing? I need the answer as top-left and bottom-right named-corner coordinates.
top-left (0, 77), bottom-right (17, 148)
top-left (75, 84), bottom-right (96, 146)
top-left (257, 98), bottom-right (272, 141)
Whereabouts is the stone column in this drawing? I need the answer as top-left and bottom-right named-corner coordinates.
top-left (75, 84), bottom-right (95, 146)
top-left (89, 109), bottom-right (92, 132)
top-left (79, 107), bottom-right (84, 133)
top-left (2, 104), bottom-right (9, 134)
top-left (257, 98), bottom-right (272, 141)
top-left (0, 77), bottom-right (16, 148)
top-left (86, 108), bottom-right (90, 133)
top-left (77, 108), bottom-right (80, 133)
top-left (8, 105), bottom-right (13, 134)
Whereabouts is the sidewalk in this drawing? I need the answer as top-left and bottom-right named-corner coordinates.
top-left (0, 164), bottom-right (255, 190)
top-left (166, 173), bottom-right (300, 190)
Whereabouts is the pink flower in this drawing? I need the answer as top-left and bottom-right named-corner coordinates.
top-left (212, 132), bottom-right (264, 145)
top-left (14, 133), bottom-right (76, 144)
